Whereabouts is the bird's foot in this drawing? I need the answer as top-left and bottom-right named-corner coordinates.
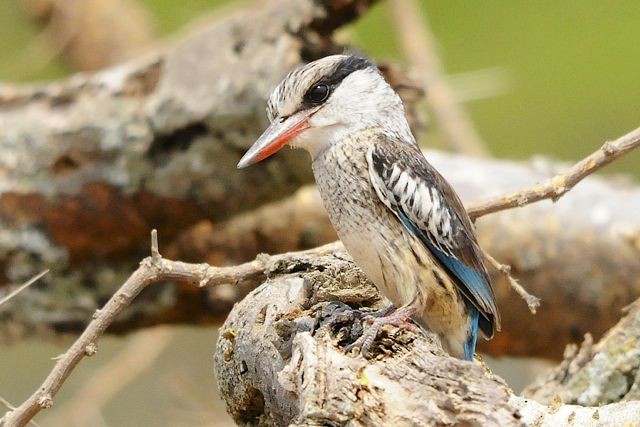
top-left (360, 303), bottom-right (396, 319)
top-left (345, 305), bottom-right (421, 357)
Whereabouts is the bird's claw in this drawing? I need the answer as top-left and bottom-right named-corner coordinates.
top-left (345, 305), bottom-right (421, 357)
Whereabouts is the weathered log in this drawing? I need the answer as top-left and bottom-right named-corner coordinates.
top-left (523, 297), bottom-right (640, 405)
top-left (214, 244), bottom-right (640, 425)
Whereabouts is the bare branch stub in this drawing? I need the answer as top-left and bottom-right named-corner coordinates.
top-left (482, 249), bottom-right (540, 314)
top-left (150, 229), bottom-right (160, 261)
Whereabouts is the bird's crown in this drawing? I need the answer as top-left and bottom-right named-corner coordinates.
top-left (266, 55), bottom-right (375, 121)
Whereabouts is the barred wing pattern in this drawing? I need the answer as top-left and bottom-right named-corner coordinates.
top-left (366, 137), bottom-right (500, 342)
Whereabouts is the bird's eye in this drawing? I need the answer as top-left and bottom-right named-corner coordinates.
top-left (305, 84), bottom-right (330, 104)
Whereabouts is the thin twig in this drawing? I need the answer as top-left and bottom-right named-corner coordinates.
top-left (482, 249), bottom-right (540, 314)
top-left (468, 127), bottom-right (640, 311)
top-left (0, 270), bottom-right (49, 308)
top-left (389, 0), bottom-right (490, 157)
top-left (468, 126), bottom-right (640, 220)
top-left (0, 398), bottom-right (40, 427)
top-left (0, 236), bottom-right (341, 427)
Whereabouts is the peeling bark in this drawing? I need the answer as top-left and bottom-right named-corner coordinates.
top-left (214, 247), bottom-right (520, 426)
top-left (214, 245), bottom-right (640, 426)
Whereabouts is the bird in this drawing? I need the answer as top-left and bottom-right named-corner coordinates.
top-left (237, 54), bottom-right (500, 361)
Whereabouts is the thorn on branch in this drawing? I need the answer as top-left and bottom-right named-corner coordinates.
top-left (550, 175), bottom-right (567, 201)
top-left (36, 396), bottom-right (51, 409)
top-left (84, 343), bottom-right (98, 356)
top-left (198, 266), bottom-right (213, 288)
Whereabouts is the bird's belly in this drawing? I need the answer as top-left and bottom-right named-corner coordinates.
top-left (337, 218), bottom-right (468, 340)
top-left (337, 226), bottom-right (409, 307)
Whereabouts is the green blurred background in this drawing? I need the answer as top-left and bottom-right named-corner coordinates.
top-left (0, 1), bottom-right (638, 425)
top-left (2, 0), bottom-right (639, 174)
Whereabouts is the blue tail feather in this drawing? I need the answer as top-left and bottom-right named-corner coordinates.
top-left (464, 308), bottom-right (480, 361)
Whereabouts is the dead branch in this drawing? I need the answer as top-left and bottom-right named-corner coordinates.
top-left (0, 399), bottom-right (40, 427)
top-left (467, 126), bottom-right (640, 219)
top-left (0, 234), bottom-right (342, 426)
top-left (481, 249), bottom-right (540, 314)
top-left (509, 396), bottom-right (640, 427)
top-left (0, 271), bottom-right (48, 307)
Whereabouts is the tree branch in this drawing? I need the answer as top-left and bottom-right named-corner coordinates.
top-left (481, 248), bottom-right (540, 314)
top-left (523, 297), bottom-right (640, 405)
top-left (0, 271), bottom-right (48, 308)
top-left (0, 232), bottom-right (342, 426)
top-left (467, 126), bottom-right (640, 219)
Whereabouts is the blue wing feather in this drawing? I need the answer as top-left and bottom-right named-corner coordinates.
top-left (399, 204), bottom-right (488, 359)
top-left (465, 309), bottom-right (480, 361)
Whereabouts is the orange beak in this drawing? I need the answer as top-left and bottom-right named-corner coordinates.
top-left (237, 110), bottom-right (313, 169)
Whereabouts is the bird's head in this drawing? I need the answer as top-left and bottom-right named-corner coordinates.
top-left (237, 54), bottom-right (412, 168)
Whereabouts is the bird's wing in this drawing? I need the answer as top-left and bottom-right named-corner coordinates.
top-left (366, 136), bottom-right (500, 338)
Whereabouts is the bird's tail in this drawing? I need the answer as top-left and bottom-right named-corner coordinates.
top-left (463, 308), bottom-right (480, 361)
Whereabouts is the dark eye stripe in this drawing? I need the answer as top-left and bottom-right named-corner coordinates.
top-left (299, 57), bottom-right (374, 110)
top-left (325, 56), bottom-right (374, 87)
